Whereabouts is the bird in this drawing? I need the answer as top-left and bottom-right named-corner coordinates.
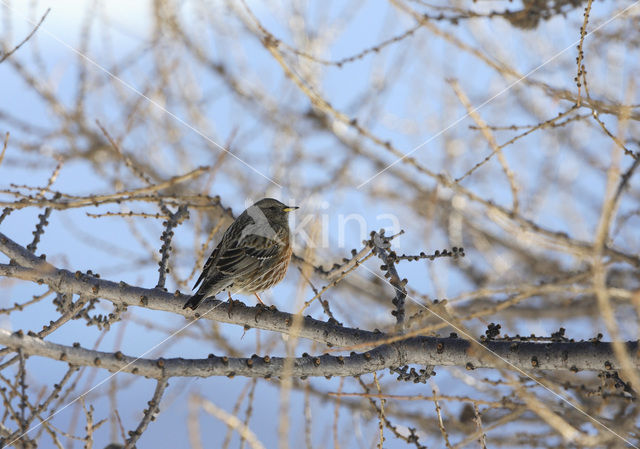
top-left (184, 198), bottom-right (298, 310)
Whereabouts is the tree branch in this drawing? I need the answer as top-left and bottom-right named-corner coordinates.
top-left (124, 378), bottom-right (169, 449)
top-left (0, 328), bottom-right (636, 379)
top-left (0, 9), bottom-right (50, 64)
top-left (1, 231), bottom-right (639, 375)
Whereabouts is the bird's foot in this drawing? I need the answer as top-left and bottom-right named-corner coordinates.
top-left (253, 304), bottom-right (266, 323)
top-left (227, 297), bottom-right (234, 317)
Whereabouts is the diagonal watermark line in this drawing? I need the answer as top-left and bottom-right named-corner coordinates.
top-left (357, 1), bottom-right (640, 189)
top-left (6, 298), bottom-right (227, 446)
top-left (0, 0), bottom-right (282, 188)
top-left (356, 261), bottom-right (638, 448)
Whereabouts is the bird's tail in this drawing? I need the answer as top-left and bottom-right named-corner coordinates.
top-left (183, 292), bottom-right (205, 310)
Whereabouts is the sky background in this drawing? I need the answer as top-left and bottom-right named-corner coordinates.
top-left (1, 0), bottom-right (639, 448)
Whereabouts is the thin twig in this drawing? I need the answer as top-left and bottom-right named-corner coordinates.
top-left (333, 377), bottom-right (344, 449)
top-left (373, 373), bottom-right (385, 449)
top-left (432, 385), bottom-right (453, 449)
top-left (0, 9), bottom-right (50, 63)
top-left (156, 204), bottom-right (189, 289)
top-left (124, 377), bottom-right (169, 449)
top-left (26, 207), bottom-right (52, 253)
top-left (193, 395), bottom-right (266, 449)
top-left (449, 79), bottom-right (519, 212)
top-left (575, 0), bottom-right (594, 104)
top-left (472, 403), bottom-right (488, 449)
top-left (0, 132), bottom-right (9, 166)
top-left (370, 230), bottom-right (407, 331)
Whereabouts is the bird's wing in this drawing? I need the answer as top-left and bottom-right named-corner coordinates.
top-left (192, 216), bottom-right (244, 290)
top-left (193, 215), bottom-right (285, 291)
top-left (192, 245), bottom-right (221, 290)
top-left (215, 233), bottom-right (283, 277)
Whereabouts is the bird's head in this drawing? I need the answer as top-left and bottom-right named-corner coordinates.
top-left (250, 198), bottom-right (298, 227)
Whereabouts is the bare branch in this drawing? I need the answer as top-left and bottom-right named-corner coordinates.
top-left (0, 9), bottom-right (50, 64)
top-left (123, 378), bottom-right (168, 449)
top-left (1, 326), bottom-right (637, 379)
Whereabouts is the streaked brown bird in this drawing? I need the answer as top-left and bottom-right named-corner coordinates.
top-left (184, 198), bottom-right (298, 310)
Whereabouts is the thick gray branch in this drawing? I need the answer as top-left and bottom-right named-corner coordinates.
top-left (0, 329), bottom-right (636, 379)
top-left (0, 262), bottom-right (373, 347)
top-left (1, 231), bottom-right (639, 374)
top-left (0, 230), bottom-right (376, 346)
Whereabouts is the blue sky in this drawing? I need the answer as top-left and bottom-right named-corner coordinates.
top-left (1, 0), bottom-right (639, 447)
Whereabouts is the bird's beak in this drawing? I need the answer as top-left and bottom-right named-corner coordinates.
top-left (283, 206), bottom-right (299, 213)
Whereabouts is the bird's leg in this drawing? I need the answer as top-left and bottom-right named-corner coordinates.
top-left (254, 292), bottom-right (265, 305)
top-left (227, 291), bottom-right (233, 316)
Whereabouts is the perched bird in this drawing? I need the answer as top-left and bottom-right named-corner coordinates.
top-left (184, 198), bottom-right (298, 310)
